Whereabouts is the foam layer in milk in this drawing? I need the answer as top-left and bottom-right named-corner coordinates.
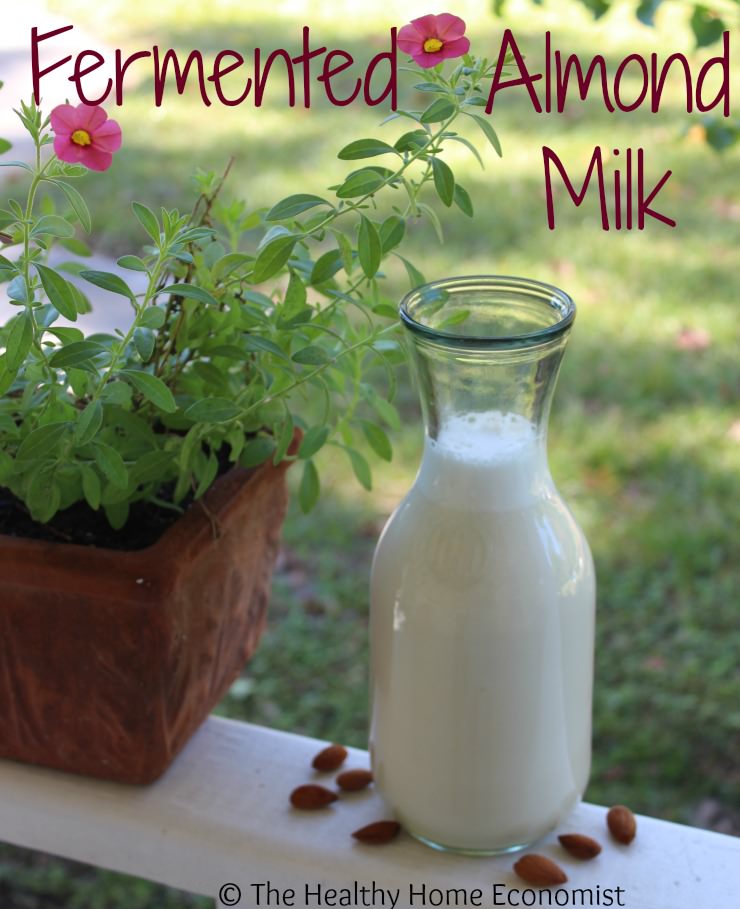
top-left (417, 411), bottom-right (547, 511)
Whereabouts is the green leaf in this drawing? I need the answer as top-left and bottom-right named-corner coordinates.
top-left (46, 326), bottom-right (83, 344)
top-left (16, 422), bottom-right (69, 460)
top-left (131, 450), bottom-right (175, 484)
top-left (56, 181), bottom-right (91, 233)
top-left (0, 449), bottom-right (15, 482)
top-left (193, 451), bottom-right (218, 498)
top-left (347, 446), bottom-right (372, 491)
top-left (7, 275), bottom-right (29, 303)
top-left (331, 228), bottom-right (354, 274)
top-left (0, 159), bottom-right (32, 172)
top-left (6, 310), bottom-right (33, 370)
top-left (470, 114), bottom-right (503, 157)
top-left (104, 501), bottom-right (129, 529)
top-left (453, 183), bottom-right (474, 217)
top-left (134, 327), bottom-right (155, 362)
top-left (394, 129), bottom-right (430, 153)
top-left (365, 389), bottom-right (401, 430)
top-left (0, 414), bottom-right (20, 437)
top-left (81, 465), bottom-right (101, 509)
top-left (636, 0), bottom-right (662, 26)
top-left (273, 411), bottom-right (295, 464)
top-left (157, 283), bottom-right (218, 306)
top-left (358, 215), bottom-right (382, 279)
top-left (139, 306), bottom-right (166, 329)
top-left (437, 308), bottom-right (471, 329)
top-left (265, 194), bottom-right (332, 221)
top-left (49, 340), bottom-right (106, 369)
top-left (117, 254), bottom-right (148, 272)
top-left (70, 283), bottom-right (92, 314)
top-left (298, 426), bottom-right (329, 460)
top-left (579, 0), bottom-right (609, 17)
top-left (298, 459), bottom-right (320, 512)
top-left (292, 345), bottom-right (330, 366)
top-left (132, 201), bottom-right (160, 243)
top-left (432, 158), bottom-right (455, 207)
top-left (335, 168), bottom-right (387, 199)
top-left (242, 334), bottom-right (289, 360)
top-left (395, 254), bottom-right (426, 290)
top-left (94, 442), bottom-right (128, 488)
top-left (121, 369), bottom-right (177, 413)
top-left (414, 82), bottom-right (446, 92)
top-left (28, 471), bottom-right (61, 523)
top-left (240, 436), bottom-right (275, 468)
top-left (420, 98), bottom-right (456, 124)
top-left (75, 401), bottom-right (102, 445)
top-left (462, 96), bottom-right (488, 108)
top-left (58, 236), bottom-right (92, 257)
top-left (0, 364), bottom-right (16, 396)
top-left (282, 270), bottom-right (307, 313)
top-left (310, 248), bottom-right (344, 285)
top-left (337, 138), bottom-right (398, 160)
top-left (35, 263), bottom-right (78, 321)
top-left (185, 398), bottom-right (242, 423)
top-left (251, 234), bottom-right (297, 283)
top-left (257, 224), bottom-right (292, 253)
top-left (379, 215), bottom-right (405, 254)
top-left (371, 302), bottom-right (397, 319)
top-left (703, 117), bottom-right (740, 152)
top-left (100, 381), bottom-right (132, 405)
top-left (79, 269), bottom-right (136, 301)
top-left (0, 138), bottom-right (12, 155)
top-left (202, 240), bottom-right (225, 269)
top-left (361, 421), bottom-right (393, 461)
top-left (417, 202), bottom-right (444, 244)
top-left (212, 252), bottom-right (253, 281)
top-left (689, 5), bottom-right (725, 47)
top-left (30, 214), bottom-right (75, 238)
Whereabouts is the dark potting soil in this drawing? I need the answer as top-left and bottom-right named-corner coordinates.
top-left (0, 486), bottom-right (189, 551)
top-left (0, 439), bottom-right (249, 550)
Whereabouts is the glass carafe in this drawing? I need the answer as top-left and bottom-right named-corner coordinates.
top-left (369, 276), bottom-right (596, 855)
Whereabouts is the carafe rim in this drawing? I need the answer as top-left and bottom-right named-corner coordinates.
top-left (400, 274), bottom-right (576, 350)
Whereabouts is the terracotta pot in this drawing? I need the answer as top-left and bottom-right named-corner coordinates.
top-left (0, 458), bottom-right (291, 784)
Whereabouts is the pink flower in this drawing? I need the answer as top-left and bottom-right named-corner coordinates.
top-left (397, 13), bottom-right (470, 69)
top-left (50, 103), bottom-right (122, 172)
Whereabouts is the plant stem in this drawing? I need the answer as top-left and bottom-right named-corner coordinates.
top-left (22, 147), bottom-right (55, 382)
top-left (89, 254), bottom-right (165, 404)
top-left (239, 322), bottom-right (399, 420)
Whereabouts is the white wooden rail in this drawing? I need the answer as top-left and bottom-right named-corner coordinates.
top-left (1, 718), bottom-right (738, 907)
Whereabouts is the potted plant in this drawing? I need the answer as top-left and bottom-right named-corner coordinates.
top-left (0, 18), bottom-right (501, 783)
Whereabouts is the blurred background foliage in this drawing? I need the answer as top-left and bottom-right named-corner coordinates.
top-left (0, 0), bottom-right (738, 905)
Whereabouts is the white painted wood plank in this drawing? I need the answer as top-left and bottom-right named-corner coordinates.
top-left (0, 718), bottom-right (737, 907)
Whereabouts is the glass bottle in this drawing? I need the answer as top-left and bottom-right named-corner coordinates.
top-left (369, 276), bottom-right (595, 855)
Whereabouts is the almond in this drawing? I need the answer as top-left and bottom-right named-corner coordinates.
top-left (337, 769), bottom-right (374, 792)
top-left (607, 805), bottom-right (637, 844)
top-left (513, 855), bottom-right (568, 886)
top-left (558, 833), bottom-right (602, 860)
top-left (290, 784), bottom-right (338, 810)
top-left (352, 820), bottom-right (401, 844)
top-left (312, 743), bottom-right (348, 772)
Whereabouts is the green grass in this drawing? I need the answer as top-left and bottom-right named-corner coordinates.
top-left (1, 0), bottom-right (739, 904)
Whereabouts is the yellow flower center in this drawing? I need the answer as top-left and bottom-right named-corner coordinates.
top-left (423, 37), bottom-right (444, 53)
top-left (71, 129), bottom-right (92, 147)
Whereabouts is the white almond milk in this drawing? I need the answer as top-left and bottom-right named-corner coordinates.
top-left (369, 412), bottom-right (595, 852)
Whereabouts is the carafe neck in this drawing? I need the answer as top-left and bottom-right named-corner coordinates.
top-left (401, 276), bottom-right (575, 509)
